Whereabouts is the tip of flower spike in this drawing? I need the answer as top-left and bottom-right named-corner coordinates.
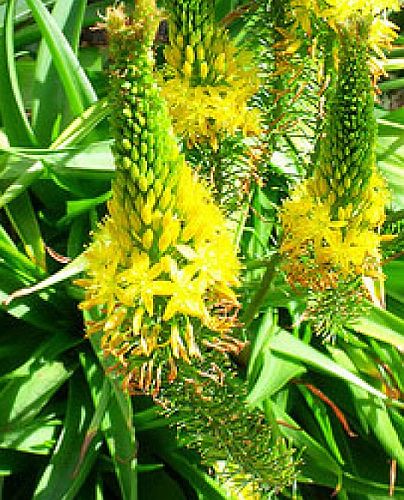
top-left (103, 0), bottom-right (161, 48)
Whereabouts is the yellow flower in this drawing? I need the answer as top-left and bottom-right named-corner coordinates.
top-left (280, 176), bottom-right (386, 289)
top-left (115, 251), bottom-right (169, 316)
top-left (292, 0), bottom-right (399, 25)
top-left (321, 0), bottom-right (400, 23)
top-left (162, 261), bottom-right (210, 323)
top-left (160, 0), bottom-right (260, 147)
top-left (159, 74), bottom-right (260, 148)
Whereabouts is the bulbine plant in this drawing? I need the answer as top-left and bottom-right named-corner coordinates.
top-left (0, 0), bottom-right (403, 498)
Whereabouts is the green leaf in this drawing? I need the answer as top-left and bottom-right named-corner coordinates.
top-left (1, 328), bottom-right (80, 381)
top-left (51, 98), bottom-right (109, 149)
top-left (4, 192), bottom-right (46, 269)
top-left (298, 385), bottom-right (345, 465)
top-left (268, 329), bottom-right (398, 405)
top-left (31, 0), bottom-right (87, 145)
top-left (102, 391), bottom-right (138, 500)
top-left (269, 399), bottom-right (343, 480)
top-left (0, 359), bottom-right (74, 429)
top-left (56, 192), bottom-right (111, 228)
top-left (384, 260), bottom-right (404, 305)
top-left (350, 305), bottom-right (404, 350)
top-left (25, 0), bottom-right (97, 118)
top-left (0, 0), bottom-right (37, 146)
top-left (157, 450), bottom-right (229, 500)
top-left (0, 160), bottom-right (44, 208)
top-left (3, 252), bottom-right (87, 306)
top-left (81, 343), bottom-right (137, 500)
top-left (247, 309), bottom-right (306, 406)
top-left (328, 346), bottom-right (404, 472)
top-left (33, 371), bottom-right (102, 500)
top-left (0, 416), bottom-right (59, 455)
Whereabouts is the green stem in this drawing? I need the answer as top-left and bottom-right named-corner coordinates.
top-left (241, 252), bottom-right (282, 328)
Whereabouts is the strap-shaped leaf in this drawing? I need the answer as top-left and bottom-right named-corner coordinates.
top-left (0, 0), bottom-right (37, 146)
top-left (25, 0), bottom-right (97, 119)
top-left (31, 0), bottom-right (88, 145)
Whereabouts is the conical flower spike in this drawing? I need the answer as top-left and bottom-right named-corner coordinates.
top-left (314, 22), bottom-right (376, 212)
top-left (279, 15), bottom-right (391, 337)
top-left (160, 0), bottom-right (260, 148)
top-left (77, 0), bottom-right (240, 394)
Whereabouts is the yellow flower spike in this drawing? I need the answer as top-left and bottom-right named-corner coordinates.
top-left (77, 0), bottom-right (240, 394)
top-left (160, 0), bottom-right (260, 146)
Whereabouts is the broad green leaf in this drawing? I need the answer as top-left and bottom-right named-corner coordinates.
top-left (1, 140), bottom-right (114, 179)
top-left (102, 391), bottom-right (138, 500)
top-left (384, 260), bottom-right (404, 305)
top-left (0, 262), bottom-right (78, 333)
top-left (0, 236), bottom-right (44, 281)
top-left (329, 346), bottom-right (404, 472)
top-left (298, 385), bottom-right (345, 465)
top-left (0, 269), bottom-right (66, 332)
top-left (298, 464), bottom-right (404, 497)
top-left (67, 214), bottom-right (91, 258)
top-left (5, 192), bottom-right (46, 269)
top-left (0, 359), bottom-right (74, 428)
top-left (247, 311), bottom-right (306, 407)
top-left (81, 344), bottom-right (137, 500)
top-left (51, 140), bottom-right (114, 177)
top-left (158, 449), bottom-right (229, 500)
top-left (56, 192), bottom-right (111, 228)
top-left (247, 349), bottom-right (306, 406)
top-left (269, 399), bottom-right (343, 479)
top-left (0, 160), bottom-right (44, 208)
top-left (51, 99), bottom-right (109, 149)
top-left (1, 328), bottom-right (80, 380)
top-left (3, 252), bottom-right (87, 305)
top-left (377, 108), bottom-right (404, 209)
top-left (0, 416), bottom-right (59, 455)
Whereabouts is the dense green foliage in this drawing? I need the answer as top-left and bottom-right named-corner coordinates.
top-left (0, 1), bottom-right (403, 498)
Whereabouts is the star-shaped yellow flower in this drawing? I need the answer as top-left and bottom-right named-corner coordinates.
top-left (158, 261), bottom-right (210, 323)
top-left (116, 251), bottom-right (171, 316)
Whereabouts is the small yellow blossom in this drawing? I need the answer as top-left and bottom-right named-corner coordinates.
top-left (159, 72), bottom-right (261, 149)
